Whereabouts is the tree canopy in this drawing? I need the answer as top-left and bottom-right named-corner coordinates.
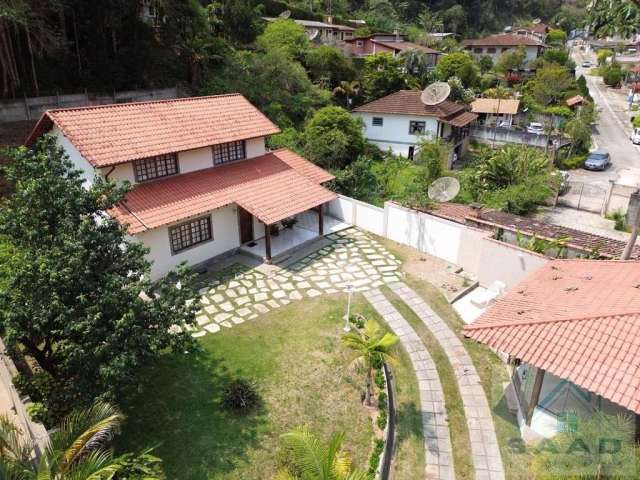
top-left (0, 135), bottom-right (198, 422)
top-left (434, 52), bottom-right (479, 87)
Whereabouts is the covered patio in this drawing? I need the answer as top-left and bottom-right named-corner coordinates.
top-left (239, 207), bottom-right (350, 261)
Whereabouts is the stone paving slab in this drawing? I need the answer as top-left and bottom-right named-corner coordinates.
top-left (364, 289), bottom-right (455, 480)
top-left (389, 282), bottom-right (505, 480)
top-left (182, 228), bottom-right (402, 336)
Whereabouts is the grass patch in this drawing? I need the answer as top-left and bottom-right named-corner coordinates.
top-left (401, 275), bottom-right (533, 478)
top-left (117, 293), bottom-right (425, 479)
top-left (381, 286), bottom-right (474, 480)
top-left (117, 295), bottom-right (375, 480)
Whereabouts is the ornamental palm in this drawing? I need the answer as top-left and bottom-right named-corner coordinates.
top-left (275, 428), bottom-right (370, 480)
top-left (0, 402), bottom-right (132, 480)
top-left (341, 320), bottom-right (398, 405)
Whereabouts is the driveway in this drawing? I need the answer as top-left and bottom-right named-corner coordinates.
top-left (570, 48), bottom-right (640, 189)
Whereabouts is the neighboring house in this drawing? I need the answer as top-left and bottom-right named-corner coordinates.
top-left (565, 95), bottom-right (585, 109)
top-left (464, 259), bottom-right (640, 439)
top-left (344, 33), bottom-right (441, 65)
top-left (352, 90), bottom-right (477, 164)
top-left (471, 98), bottom-right (520, 128)
top-left (26, 95), bottom-right (338, 279)
top-left (262, 16), bottom-right (354, 47)
top-left (462, 33), bottom-right (545, 64)
top-left (513, 23), bottom-right (549, 42)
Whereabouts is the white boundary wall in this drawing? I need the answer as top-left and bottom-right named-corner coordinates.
top-left (328, 195), bottom-right (548, 288)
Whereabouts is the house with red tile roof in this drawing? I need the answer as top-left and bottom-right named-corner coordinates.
top-left (344, 33), bottom-right (441, 66)
top-left (463, 259), bottom-right (640, 439)
top-left (26, 94), bottom-right (338, 278)
top-left (462, 33), bottom-right (545, 66)
top-left (352, 89), bottom-right (477, 163)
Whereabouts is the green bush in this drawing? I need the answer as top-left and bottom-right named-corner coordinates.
top-left (377, 409), bottom-right (387, 430)
top-left (481, 176), bottom-right (556, 215)
top-left (607, 211), bottom-right (627, 231)
top-left (25, 402), bottom-right (48, 424)
top-left (367, 439), bottom-right (385, 475)
top-left (222, 378), bottom-right (261, 414)
top-left (557, 154), bottom-right (586, 170)
top-left (377, 391), bottom-right (387, 410)
top-left (374, 369), bottom-right (385, 390)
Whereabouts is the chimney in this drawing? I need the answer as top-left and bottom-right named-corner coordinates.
top-left (469, 202), bottom-right (484, 218)
top-left (324, 15), bottom-right (333, 24)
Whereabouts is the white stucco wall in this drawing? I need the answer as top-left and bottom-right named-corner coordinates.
top-left (354, 112), bottom-right (440, 157)
top-left (53, 126), bottom-right (97, 187)
top-left (467, 45), bottom-right (540, 64)
top-left (136, 204), bottom-right (241, 279)
top-left (98, 137), bottom-right (268, 185)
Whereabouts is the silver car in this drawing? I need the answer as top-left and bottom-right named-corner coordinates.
top-left (527, 122), bottom-right (544, 135)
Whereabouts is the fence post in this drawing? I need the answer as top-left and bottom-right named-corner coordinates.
top-left (602, 180), bottom-right (615, 217)
top-left (23, 93), bottom-right (30, 120)
top-left (382, 202), bottom-right (390, 237)
top-left (577, 183), bottom-right (584, 210)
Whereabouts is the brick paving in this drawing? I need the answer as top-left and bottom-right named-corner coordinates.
top-left (364, 289), bottom-right (454, 480)
top-left (389, 282), bottom-right (505, 480)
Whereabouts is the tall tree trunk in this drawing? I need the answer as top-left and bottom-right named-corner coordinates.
top-left (20, 337), bottom-right (59, 378)
top-left (0, 23), bottom-right (20, 97)
top-left (72, 8), bottom-right (82, 74)
top-left (25, 24), bottom-right (39, 97)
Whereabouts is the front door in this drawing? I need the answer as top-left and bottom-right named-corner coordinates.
top-left (238, 207), bottom-right (253, 244)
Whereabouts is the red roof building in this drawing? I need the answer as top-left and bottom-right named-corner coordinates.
top-left (344, 33), bottom-right (441, 63)
top-left (352, 90), bottom-right (477, 163)
top-left (28, 95), bottom-right (337, 278)
top-left (463, 259), bottom-right (640, 437)
top-left (463, 33), bottom-right (545, 67)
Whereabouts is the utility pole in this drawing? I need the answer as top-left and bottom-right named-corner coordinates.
top-left (621, 190), bottom-right (640, 260)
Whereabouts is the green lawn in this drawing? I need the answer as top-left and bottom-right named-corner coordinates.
top-left (117, 293), bottom-right (424, 479)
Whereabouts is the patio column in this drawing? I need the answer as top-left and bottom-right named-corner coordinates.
top-left (318, 203), bottom-right (324, 236)
top-left (526, 368), bottom-right (545, 426)
top-left (264, 223), bottom-right (272, 264)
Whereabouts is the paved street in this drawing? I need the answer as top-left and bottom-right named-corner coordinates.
top-left (571, 47), bottom-right (640, 188)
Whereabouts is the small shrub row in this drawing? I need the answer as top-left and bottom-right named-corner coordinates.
top-left (557, 154), bottom-right (586, 170)
top-left (374, 369), bottom-right (385, 390)
top-left (367, 439), bottom-right (385, 476)
top-left (377, 409), bottom-right (387, 430)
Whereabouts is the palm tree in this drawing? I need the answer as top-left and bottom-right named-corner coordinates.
top-left (332, 80), bottom-right (360, 108)
top-left (0, 402), bottom-right (140, 480)
top-left (275, 428), bottom-right (369, 480)
top-left (417, 7), bottom-right (443, 34)
top-left (342, 320), bottom-right (398, 405)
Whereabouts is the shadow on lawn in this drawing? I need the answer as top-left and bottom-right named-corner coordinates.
top-left (116, 350), bottom-right (267, 480)
top-left (395, 400), bottom-right (423, 446)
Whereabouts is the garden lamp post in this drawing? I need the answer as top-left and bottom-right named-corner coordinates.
top-left (343, 284), bottom-right (354, 332)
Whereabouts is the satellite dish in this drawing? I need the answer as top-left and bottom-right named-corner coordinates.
top-left (279, 9), bottom-right (291, 18)
top-left (308, 28), bottom-right (320, 40)
top-left (532, 18), bottom-right (541, 24)
top-left (421, 82), bottom-right (451, 106)
top-left (428, 177), bottom-right (460, 202)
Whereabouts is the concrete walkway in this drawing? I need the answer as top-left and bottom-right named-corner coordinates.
top-left (389, 282), bottom-right (505, 480)
top-left (364, 289), bottom-right (454, 480)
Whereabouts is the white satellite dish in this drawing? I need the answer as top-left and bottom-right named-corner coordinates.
top-left (428, 177), bottom-right (460, 202)
top-left (532, 18), bottom-right (541, 24)
top-left (279, 9), bottom-right (291, 18)
top-left (308, 28), bottom-right (320, 41)
top-left (420, 82), bottom-right (451, 106)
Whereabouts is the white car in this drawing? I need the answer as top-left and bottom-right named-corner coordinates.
top-left (631, 127), bottom-right (640, 145)
top-left (527, 122), bottom-right (544, 135)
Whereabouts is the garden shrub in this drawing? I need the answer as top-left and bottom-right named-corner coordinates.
top-left (607, 211), bottom-right (627, 231)
top-left (377, 409), bottom-right (387, 430)
top-left (25, 402), bottom-right (48, 424)
top-left (374, 369), bottom-right (385, 390)
top-left (367, 439), bottom-right (385, 475)
top-left (377, 391), bottom-right (387, 410)
top-left (222, 378), bottom-right (261, 414)
top-left (557, 154), bottom-right (586, 170)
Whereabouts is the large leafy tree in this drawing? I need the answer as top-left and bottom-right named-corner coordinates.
top-left (303, 106), bottom-right (365, 170)
top-left (305, 45), bottom-right (356, 89)
top-left (341, 320), bottom-right (397, 405)
top-left (361, 53), bottom-right (413, 101)
top-left (530, 63), bottom-right (575, 106)
top-left (0, 402), bottom-right (163, 479)
top-left (276, 428), bottom-right (369, 480)
top-left (257, 18), bottom-right (310, 61)
top-left (0, 136), bottom-right (198, 420)
top-left (434, 51), bottom-right (479, 87)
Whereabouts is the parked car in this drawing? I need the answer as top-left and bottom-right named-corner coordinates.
top-left (631, 127), bottom-right (640, 145)
top-left (581, 60), bottom-right (592, 68)
top-left (527, 122), bottom-right (544, 135)
top-left (583, 150), bottom-right (611, 171)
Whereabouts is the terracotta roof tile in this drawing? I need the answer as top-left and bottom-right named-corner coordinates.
top-left (471, 98), bottom-right (520, 115)
top-left (462, 33), bottom-right (544, 47)
top-left (464, 259), bottom-right (640, 414)
top-left (353, 90), bottom-right (466, 118)
top-left (26, 94), bottom-right (280, 168)
top-left (442, 111), bottom-right (478, 127)
top-left (111, 149), bottom-right (335, 233)
top-left (371, 40), bottom-right (440, 55)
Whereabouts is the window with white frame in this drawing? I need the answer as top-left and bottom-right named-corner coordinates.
top-left (169, 216), bottom-right (212, 253)
top-left (212, 140), bottom-right (246, 165)
top-left (409, 121), bottom-right (426, 135)
top-left (372, 117), bottom-right (383, 126)
top-left (133, 153), bottom-right (179, 182)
